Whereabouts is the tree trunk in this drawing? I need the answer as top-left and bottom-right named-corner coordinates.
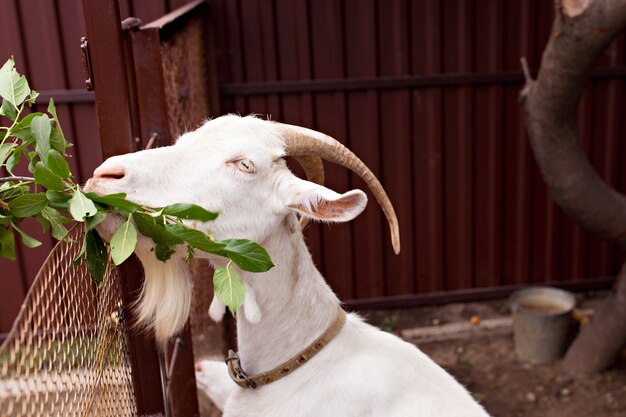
top-left (567, 264), bottom-right (626, 373)
top-left (521, 0), bottom-right (626, 374)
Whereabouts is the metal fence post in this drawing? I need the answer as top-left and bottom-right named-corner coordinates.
top-left (81, 1), bottom-right (166, 415)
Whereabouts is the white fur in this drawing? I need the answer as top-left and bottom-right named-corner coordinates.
top-left (242, 282), bottom-right (262, 324)
top-left (86, 115), bottom-right (490, 416)
top-left (209, 295), bottom-right (226, 322)
top-left (195, 360), bottom-right (234, 410)
top-left (133, 250), bottom-right (192, 342)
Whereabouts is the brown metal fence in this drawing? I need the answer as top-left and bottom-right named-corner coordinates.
top-left (211, 0), bottom-right (626, 304)
top-left (2, 0), bottom-right (626, 333)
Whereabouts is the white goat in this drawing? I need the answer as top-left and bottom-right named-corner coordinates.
top-left (86, 115), bottom-right (490, 417)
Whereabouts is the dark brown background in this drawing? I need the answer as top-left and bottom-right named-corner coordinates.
top-left (1, 0), bottom-right (624, 332)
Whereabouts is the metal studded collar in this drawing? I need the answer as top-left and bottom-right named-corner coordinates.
top-left (226, 307), bottom-right (347, 389)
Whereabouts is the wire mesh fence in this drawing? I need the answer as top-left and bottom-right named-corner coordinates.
top-left (0, 226), bottom-right (137, 417)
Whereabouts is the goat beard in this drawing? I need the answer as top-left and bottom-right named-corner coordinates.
top-left (96, 215), bottom-right (192, 344)
top-left (133, 249), bottom-right (192, 344)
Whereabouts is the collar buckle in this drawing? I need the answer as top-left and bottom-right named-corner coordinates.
top-left (226, 350), bottom-right (257, 389)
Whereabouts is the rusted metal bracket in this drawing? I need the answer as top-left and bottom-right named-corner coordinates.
top-left (80, 37), bottom-right (93, 91)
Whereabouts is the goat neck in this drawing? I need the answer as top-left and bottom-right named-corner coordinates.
top-left (234, 214), bottom-right (340, 375)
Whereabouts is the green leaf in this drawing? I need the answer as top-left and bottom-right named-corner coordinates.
top-left (0, 227), bottom-right (15, 260)
top-left (164, 224), bottom-right (225, 253)
top-left (48, 98), bottom-right (69, 152)
top-left (8, 193), bottom-right (48, 217)
top-left (133, 212), bottom-right (183, 246)
top-left (0, 58), bottom-right (31, 107)
top-left (46, 190), bottom-right (71, 209)
top-left (0, 99), bottom-right (17, 121)
top-left (0, 184), bottom-right (28, 205)
top-left (41, 207), bottom-right (70, 241)
top-left (155, 244), bottom-right (176, 262)
top-left (84, 192), bottom-right (140, 212)
top-left (216, 239), bottom-right (274, 272)
top-left (110, 216), bottom-right (137, 265)
top-left (50, 127), bottom-right (71, 152)
top-left (0, 142), bottom-right (16, 165)
top-left (5, 151), bottom-right (20, 174)
top-left (31, 114), bottom-right (51, 162)
top-left (47, 97), bottom-right (57, 119)
top-left (27, 154), bottom-right (37, 173)
top-left (86, 230), bottom-right (108, 283)
top-left (11, 222), bottom-right (42, 248)
top-left (86, 210), bottom-right (107, 231)
top-left (162, 203), bottom-right (218, 222)
top-left (47, 149), bottom-right (71, 178)
top-left (26, 90), bottom-right (39, 105)
top-left (68, 189), bottom-right (98, 221)
top-left (34, 162), bottom-right (64, 191)
top-left (213, 263), bottom-right (246, 315)
top-left (10, 112), bottom-right (43, 139)
top-left (35, 213), bottom-right (51, 232)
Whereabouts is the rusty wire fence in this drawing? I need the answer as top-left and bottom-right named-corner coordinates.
top-left (0, 226), bottom-right (137, 417)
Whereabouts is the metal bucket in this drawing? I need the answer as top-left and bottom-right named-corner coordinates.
top-left (509, 286), bottom-right (576, 363)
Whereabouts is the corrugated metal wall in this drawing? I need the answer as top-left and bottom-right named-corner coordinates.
top-left (211, 0), bottom-right (626, 302)
top-left (1, 0), bottom-right (624, 331)
top-left (1, 0), bottom-right (94, 332)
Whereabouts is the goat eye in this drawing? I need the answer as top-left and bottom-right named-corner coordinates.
top-left (237, 159), bottom-right (255, 173)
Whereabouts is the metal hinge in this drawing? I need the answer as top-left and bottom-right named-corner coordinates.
top-left (80, 37), bottom-right (94, 91)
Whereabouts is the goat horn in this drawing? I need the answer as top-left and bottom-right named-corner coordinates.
top-left (277, 123), bottom-right (401, 255)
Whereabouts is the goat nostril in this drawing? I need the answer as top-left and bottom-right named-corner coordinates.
top-left (103, 172), bottom-right (125, 180)
top-left (94, 168), bottom-right (126, 180)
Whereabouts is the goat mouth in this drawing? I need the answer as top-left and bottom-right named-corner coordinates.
top-left (83, 178), bottom-right (124, 197)
top-left (83, 178), bottom-right (104, 194)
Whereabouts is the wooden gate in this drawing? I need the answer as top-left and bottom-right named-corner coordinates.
top-left (81, 1), bottom-right (220, 415)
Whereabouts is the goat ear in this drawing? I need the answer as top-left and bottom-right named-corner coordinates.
top-left (286, 179), bottom-right (367, 223)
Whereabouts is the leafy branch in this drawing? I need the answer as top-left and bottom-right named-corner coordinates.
top-left (0, 58), bottom-right (270, 314)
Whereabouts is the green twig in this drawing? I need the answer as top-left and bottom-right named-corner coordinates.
top-left (2, 104), bottom-right (23, 143)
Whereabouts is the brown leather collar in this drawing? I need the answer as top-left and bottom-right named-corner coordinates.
top-left (226, 307), bottom-right (347, 389)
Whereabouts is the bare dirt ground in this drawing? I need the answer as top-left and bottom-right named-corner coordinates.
top-left (361, 292), bottom-right (626, 417)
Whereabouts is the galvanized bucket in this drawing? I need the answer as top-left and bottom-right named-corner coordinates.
top-left (509, 286), bottom-right (576, 363)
